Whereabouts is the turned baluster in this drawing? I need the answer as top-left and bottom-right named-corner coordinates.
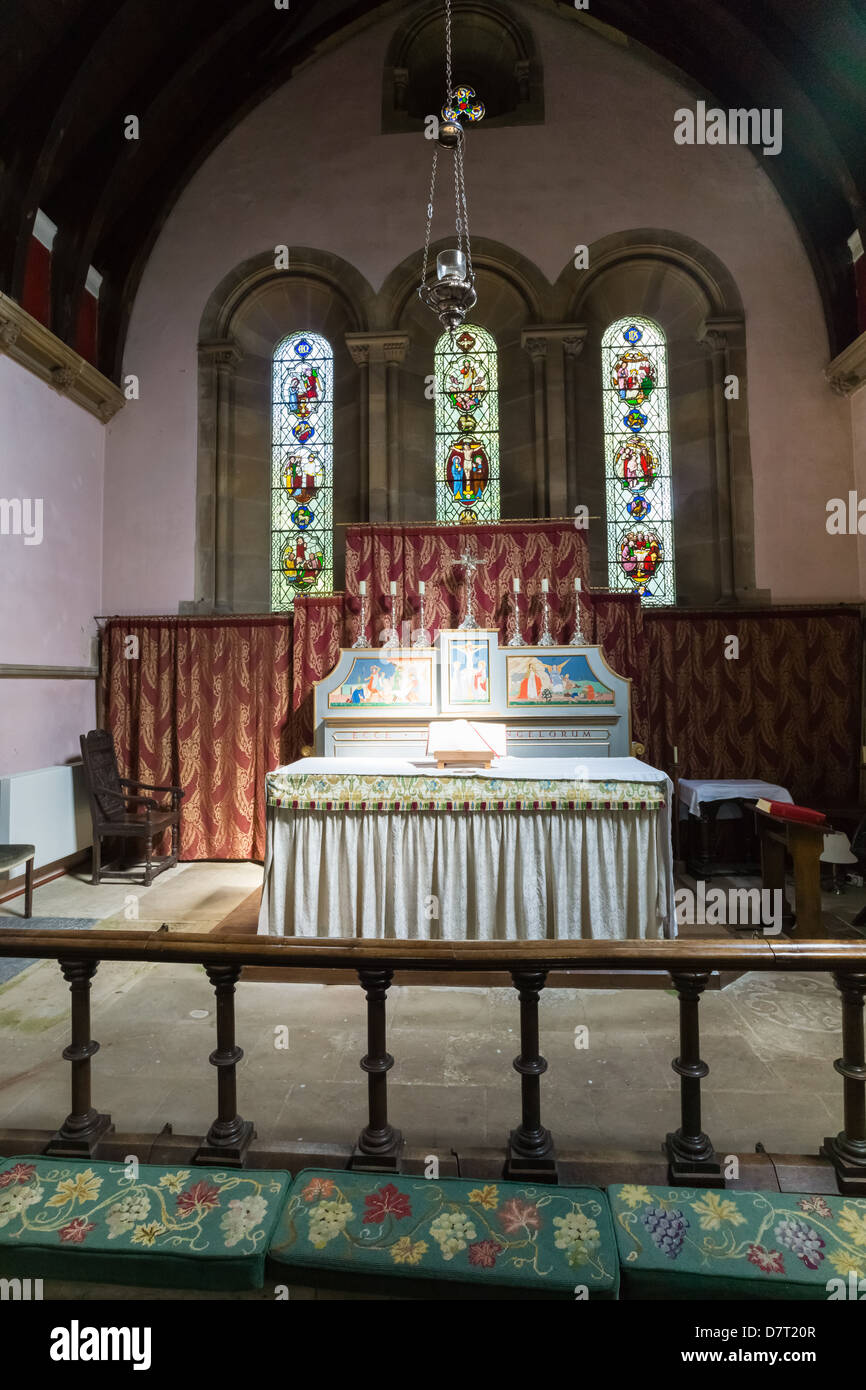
top-left (666, 970), bottom-right (723, 1186)
top-left (46, 958), bottom-right (112, 1156)
top-left (822, 970), bottom-right (866, 1194)
top-left (506, 968), bottom-right (556, 1181)
top-left (353, 967), bottom-right (402, 1169)
top-left (195, 963), bottom-right (254, 1165)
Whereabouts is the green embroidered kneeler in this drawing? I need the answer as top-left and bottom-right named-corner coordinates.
top-left (0, 1155), bottom-right (289, 1292)
top-left (608, 1184), bottom-right (866, 1300)
top-left (267, 1168), bottom-right (620, 1299)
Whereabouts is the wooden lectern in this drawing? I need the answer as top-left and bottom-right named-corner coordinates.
top-left (756, 807), bottom-right (826, 939)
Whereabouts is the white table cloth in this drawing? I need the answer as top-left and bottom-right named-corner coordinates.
top-left (677, 778), bottom-right (793, 819)
top-left (258, 756), bottom-right (675, 942)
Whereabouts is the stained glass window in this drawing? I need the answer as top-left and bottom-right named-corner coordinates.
top-left (271, 331), bottom-right (333, 611)
top-left (602, 316), bottom-right (676, 606)
top-left (434, 325), bottom-right (500, 525)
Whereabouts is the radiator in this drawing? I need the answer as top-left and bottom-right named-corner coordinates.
top-left (0, 762), bottom-right (91, 875)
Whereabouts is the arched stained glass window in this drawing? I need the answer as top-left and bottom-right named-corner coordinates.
top-left (435, 325), bottom-right (500, 525)
top-left (602, 316), bottom-right (675, 606)
top-left (271, 331), bottom-right (333, 610)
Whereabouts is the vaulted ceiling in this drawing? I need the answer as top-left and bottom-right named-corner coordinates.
top-left (2, 0), bottom-right (865, 381)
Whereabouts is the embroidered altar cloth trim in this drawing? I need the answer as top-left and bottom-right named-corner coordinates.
top-left (266, 756), bottom-right (666, 814)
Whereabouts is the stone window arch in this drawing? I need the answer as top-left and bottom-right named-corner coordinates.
top-left (382, 0), bottom-right (543, 134)
top-left (193, 248), bottom-right (372, 613)
top-left (559, 230), bottom-right (761, 605)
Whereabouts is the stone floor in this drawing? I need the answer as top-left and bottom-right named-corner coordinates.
top-left (0, 860), bottom-right (860, 1156)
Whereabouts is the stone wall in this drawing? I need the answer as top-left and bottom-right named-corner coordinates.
top-left (102, 1), bottom-right (859, 611)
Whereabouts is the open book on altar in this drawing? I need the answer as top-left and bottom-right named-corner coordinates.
top-left (426, 720), bottom-right (507, 769)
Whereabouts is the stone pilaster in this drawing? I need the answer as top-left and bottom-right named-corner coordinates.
top-left (345, 331), bottom-right (410, 523)
top-left (522, 325), bottom-right (588, 518)
top-left (558, 327), bottom-right (589, 515)
top-left (521, 331), bottom-right (549, 516)
top-left (197, 338), bottom-right (242, 610)
top-left (346, 340), bottom-right (370, 522)
top-left (697, 315), bottom-right (763, 601)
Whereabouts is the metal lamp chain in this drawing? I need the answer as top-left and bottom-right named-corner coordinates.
top-left (420, 0), bottom-right (452, 294)
top-left (445, 0), bottom-right (453, 110)
top-left (456, 136), bottom-right (473, 285)
top-left (453, 137), bottom-right (463, 256)
top-left (420, 147), bottom-right (439, 294)
top-left (445, 0), bottom-right (473, 284)
top-left (417, 0), bottom-right (477, 329)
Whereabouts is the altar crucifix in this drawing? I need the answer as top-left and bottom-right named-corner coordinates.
top-left (457, 542), bottom-right (482, 630)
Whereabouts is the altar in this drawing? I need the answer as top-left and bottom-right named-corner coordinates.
top-left (257, 755), bottom-right (674, 940)
top-left (259, 625), bottom-right (673, 940)
top-left (256, 522), bottom-right (675, 941)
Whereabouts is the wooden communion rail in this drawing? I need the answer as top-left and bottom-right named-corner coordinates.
top-left (0, 931), bottom-right (864, 1195)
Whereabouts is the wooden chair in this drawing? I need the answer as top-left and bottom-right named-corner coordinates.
top-left (80, 730), bottom-right (184, 887)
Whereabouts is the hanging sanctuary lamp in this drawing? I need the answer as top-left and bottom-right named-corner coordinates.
top-left (417, 0), bottom-right (484, 335)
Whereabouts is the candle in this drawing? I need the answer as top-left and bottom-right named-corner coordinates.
top-left (541, 578), bottom-right (549, 594)
top-left (673, 745), bottom-right (679, 764)
top-left (359, 580), bottom-right (366, 596)
top-left (419, 580), bottom-right (425, 595)
top-left (575, 577), bottom-right (582, 592)
top-left (390, 581), bottom-right (397, 597)
top-left (513, 576), bottom-right (520, 594)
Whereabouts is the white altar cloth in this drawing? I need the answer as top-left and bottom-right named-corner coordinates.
top-left (677, 778), bottom-right (793, 819)
top-left (258, 757), bottom-right (674, 942)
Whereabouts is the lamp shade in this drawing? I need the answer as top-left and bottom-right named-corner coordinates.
top-left (820, 832), bottom-right (858, 865)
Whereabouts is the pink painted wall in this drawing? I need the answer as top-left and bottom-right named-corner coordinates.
top-left (0, 680), bottom-right (96, 776)
top-left (0, 354), bottom-right (103, 776)
top-left (2, 6), bottom-right (861, 788)
top-left (103, 7), bottom-right (860, 609)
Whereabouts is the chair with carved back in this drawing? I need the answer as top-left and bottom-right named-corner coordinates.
top-left (80, 730), bottom-right (185, 887)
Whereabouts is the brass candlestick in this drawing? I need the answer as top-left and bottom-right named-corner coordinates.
top-left (538, 587), bottom-right (554, 647)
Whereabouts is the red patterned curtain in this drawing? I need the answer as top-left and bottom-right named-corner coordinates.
top-left (343, 521), bottom-right (590, 646)
top-left (292, 521), bottom-right (596, 713)
top-left (644, 607), bottom-right (863, 804)
top-left (587, 593), bottom-right (649, 746)
top-left (291, 525), bottom-right (652, 745)
top-left (100, 593), bottom-right (862, 860)
top-left (101, 616), bottom-right (296, 860)
top-left (290, 595), bottom-right (345, 742)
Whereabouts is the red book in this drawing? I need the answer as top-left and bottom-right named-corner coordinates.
top-left (756, 798), bottom-right (826, 825)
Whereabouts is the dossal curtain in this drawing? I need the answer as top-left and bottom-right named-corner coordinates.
top-left (101, 616), bottom-right (296, 860)
top-left (100, 555), bottom-right (862, 861)
top-left (645, 606), bottom-right (862, 804)
top-left (291, 519), bottom-right (612, 747)
top-left (343, 521), bottom-right (590, 641)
